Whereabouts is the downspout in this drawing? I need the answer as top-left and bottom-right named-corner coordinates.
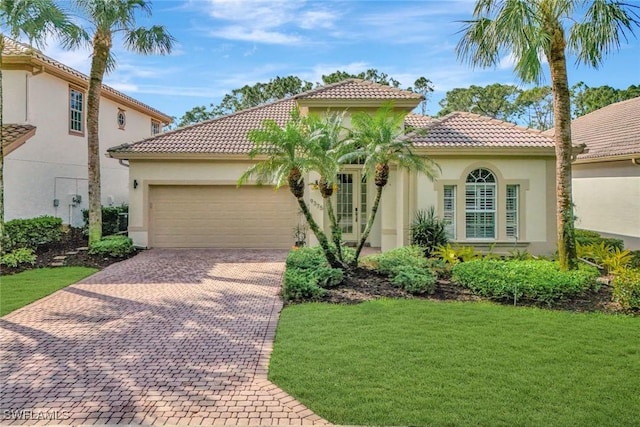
top-left (118, 159), bottom-right (130, 168)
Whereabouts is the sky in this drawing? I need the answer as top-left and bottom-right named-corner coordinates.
top-left (39, 0), bottom-right (640, 122)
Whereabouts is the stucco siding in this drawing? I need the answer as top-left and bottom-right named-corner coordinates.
top-left (2, 69), bottom-right (159, 226)
top-left (573, 160), bottom-right (640, 249)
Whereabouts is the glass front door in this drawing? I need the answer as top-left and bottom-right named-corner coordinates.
top-left (336, 171), bottom-right (367, 242)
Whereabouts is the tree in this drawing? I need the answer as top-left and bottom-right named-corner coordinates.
top-left (238, 110), bottom-right (343, 268)
top-left (517, 86), bottom-right (554, 130)
top-left (67, 0), bottom-right (174, 246)
top-left (572, 82), bottom-right (640, 117)
top-left (0, 0), bottom-right (79, 253)
top-left (437, 83), bottom-right (523, 121)
top-left (457, 0), bottom-right (639, 270)
top-left (412, 77), bottom-right (434, 115)
top-left (322, 69), bottom-right (402, 87)
top-left (347, 103), bottom-right (439, 264)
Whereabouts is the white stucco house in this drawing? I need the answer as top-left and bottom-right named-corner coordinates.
top-left (108, 79), bottom-right (558, 254)
top-left (546, 97), bottom-right (640, 249)
top-left (1, 38), bottom-right (171, 227)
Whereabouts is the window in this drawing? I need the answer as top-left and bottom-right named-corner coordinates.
top-left (117, 109), bottom-right (126, 129)
top-left (506, 184), bottom-right (519, 238)
top-left (69, 88), bottom-right (84, 134)
top-left (443, 185), bottom-right (456, 239)
top-left (465, 168), bottom-right (496, 239)
top-left (151, 120), bottom-right (161, 135)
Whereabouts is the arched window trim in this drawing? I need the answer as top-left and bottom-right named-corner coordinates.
top-left (465, 168), bottom-right (496, 239)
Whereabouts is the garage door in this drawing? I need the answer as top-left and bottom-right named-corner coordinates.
top-left (149, 185), bottom-right (299, 248)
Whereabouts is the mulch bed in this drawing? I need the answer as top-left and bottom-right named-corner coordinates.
top-left (318, 267), bottom-right (626, 314)
top-left (1, 228), bottom-right (137, 275)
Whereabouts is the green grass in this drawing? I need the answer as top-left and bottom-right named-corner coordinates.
top-left (0, 267), bottom-right (98, 316)
top-left (270, 300), bottom-right (640, 426)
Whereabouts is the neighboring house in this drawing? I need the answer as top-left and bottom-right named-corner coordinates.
top-left (108, 79), bottom-right (557, 254)
top-left (545, 97), bottom-right (640, 249)
top-left (1, 38), bottom-right (171, 227)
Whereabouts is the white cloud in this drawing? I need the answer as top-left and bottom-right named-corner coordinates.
top-left (299, 10), bottom-right (339, 30)
top-left (211, 26), bottom-right (302, 45)
top-left (299, 61), bottom-right (370, 83)
top-left (498, 53), bottom-right (516, 70)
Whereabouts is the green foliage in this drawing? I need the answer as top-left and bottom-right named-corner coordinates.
top-left (410, 207), bottom-right (448, 256)
top-left (437, 83), bottom-right (522, 122)
top-left (425, 257), bottom-right (452, 280)
top-left (390, 265), bottom-right (436, 294)
top-left (82, 205), bottom-right (128, 236)
top-left (612, 269), bottom-right (640, 310)
top-left (88, 236), bottom-right (134, 258)
top-left (508, 248), bottom-right (533, 260)
top-left (3, 216), bottom-right (63, 252)
top-left (282, 267), bottom-right (326, 302)
top-left (363, 246), bottom-right (435, 295)
top-left (434, 243), bottom-right (481, 264)
top-left (572, 82), bottom-right (640, 118)
top-left (630, 251), bottom-right (640, 270)
top-left (364, 246), bottom-right (428, 275)
top-left (452, 260), bottom-right (600, 304)
top-left (575, 229), bottom-right (624, 251)
top-left (0, 248), bottom-right (36, 268)
top-left (285, 247), bottom-right (344, 290)
top-left (577, 241), bottom-right (632, 274)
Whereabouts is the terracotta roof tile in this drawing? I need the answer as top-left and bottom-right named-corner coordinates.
top-left (2, 38), bottom-right (171, 122)
top-left (404, 113), bottom-right (435, 129)
top-left (409, 112), bottom-right (554, 149)
top-left (296, 79), bottom-right (423, 100)
top-left (543, 96), bottom-right (640, 160)
top-left (2, 123), bottom-right (37, 155)
top-left (109, 98), bottom-right (296, 154)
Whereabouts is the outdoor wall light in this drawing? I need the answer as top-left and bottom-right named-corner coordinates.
top-left (133, 179), bottom-right (139, 189)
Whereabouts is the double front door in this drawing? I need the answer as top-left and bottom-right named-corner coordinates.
top-left (335, 171), bottom-right (368, 242)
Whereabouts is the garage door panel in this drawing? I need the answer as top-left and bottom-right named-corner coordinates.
top-left (149, 185), bottom-right (299, 248)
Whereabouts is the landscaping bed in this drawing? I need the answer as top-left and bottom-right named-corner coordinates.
top-left (320, 267), bottom-right (620, 313)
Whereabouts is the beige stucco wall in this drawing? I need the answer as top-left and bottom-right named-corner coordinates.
top-left (573, 160), bottom-right (640, 249)
top-left (414, 155), bottom-right (557, 255)
top-left (3, 69), bottom-right (161, 226)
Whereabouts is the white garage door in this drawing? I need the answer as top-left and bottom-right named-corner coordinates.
top-left (149, 185), bottom-right (299, 248)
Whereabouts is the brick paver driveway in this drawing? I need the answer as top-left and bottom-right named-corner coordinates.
top-left (1, 249), bottom-right (327, 426)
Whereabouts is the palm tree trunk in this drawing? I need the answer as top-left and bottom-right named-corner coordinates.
top-left (0, 38), bottom-right (5, 254)
top-left (324, 198), bottom-right (343, 261)
top-left (295, 196), bottom-right (343, 269)
top-left (548, 25), bottom-right (578, 270)
top-left (86, 31), bottom-right (111, 246)
top-left (354, 184), bottom-right (382, 265)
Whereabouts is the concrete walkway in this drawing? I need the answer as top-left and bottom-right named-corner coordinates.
top-left (0, 249), bottom-right (327, 426)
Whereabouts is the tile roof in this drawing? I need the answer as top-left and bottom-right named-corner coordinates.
top-left (2, 38), bottom-right (171, 122)
top-left (409, 112), bottom-right (555, 149)
top-left (109, 98), bottom-right (296, 154)
top-left (543, 96), bottom-right (640, 160)
top-left (404, 113), bottom-right (435, 129)
top-left (2, 124), bottom-right (36, 154)
top-left (295, 79), bottom-right (423, 100)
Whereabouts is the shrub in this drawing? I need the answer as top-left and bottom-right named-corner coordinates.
top-left (0, 248), bottom-right (37, 268)
top-left (364, 245), bottom-right (427, 275)
top-left (88, 236), bottom-right (135, 258)
top-left (286, 247), bottom-right (344, 289)
top-left (452, 259), bottom-right (600, 304)
top-left (390, 265), bottom-right (436, 294)
top-left (4, 216), bottom-right (63, 252)
top-left (425, 257), bottom-right (452, 280)
top-left (82, 204), bottom-right (128, 236)
top-left (612, 269), bottom-right (640, 310)
top-left (410, 207), bottom-right (448, 257)
top-left (282, 268), bottom-right (326, 302)
top-left (577, 242), bottom-right (632, 274)
top-left (630, 251), bottom-right (640, 270)
top-left (575, 229), bottom-right (624, 251)
top-left (434, 244), bottom-right (481, 264)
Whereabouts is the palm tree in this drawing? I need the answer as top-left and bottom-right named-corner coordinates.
top-left (66, 0), bottom-right (174, 246)
top-left (305, 112), bottom-right (353, 263)
top-left (457, 0), bottom-right (639, 270)
top-left (348, 103), bottom-right (439, 264)
top-left (238, 110), bottom-right (343, 269)
top-left (0, 0), bottom-right (80, 253)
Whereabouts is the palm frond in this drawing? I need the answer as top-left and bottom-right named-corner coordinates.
top-left (124, 25), bottom-right (175, 55)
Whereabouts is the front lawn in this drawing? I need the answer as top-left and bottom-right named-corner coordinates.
top-left (0, 267), bottom-right (98, 316)
top-left (270, 300), bottom-right (640, 426)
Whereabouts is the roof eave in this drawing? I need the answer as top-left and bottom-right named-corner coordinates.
top-left (2, 55), bottom-right (172, 123)
top-left (574, 153), bottom-right (640, 164)
top-left (2, 127), bottom-right (37, 156)
top-left (412, 146), bottom-right (556, 156)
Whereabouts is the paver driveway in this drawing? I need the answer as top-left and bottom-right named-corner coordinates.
top-left (0, 249), bottom-right (327, 426)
